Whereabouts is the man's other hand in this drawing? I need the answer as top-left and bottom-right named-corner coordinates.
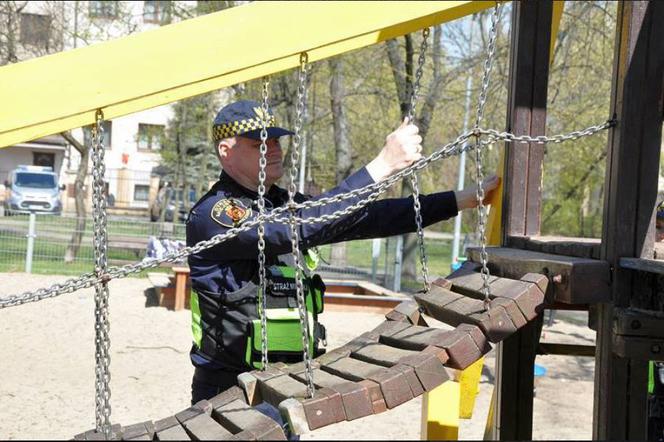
top-left (366, 118), bottom-right (423, 182)
top-left (455, 175), bottom-right (500, 210)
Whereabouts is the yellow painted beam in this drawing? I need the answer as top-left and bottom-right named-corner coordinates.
top-left (0, 1), bottom-right (495, 148)
top-left (550, 1), bottom-right (565, 65)
top-left (421, 381), bottom-right (460, 440)
top-left (457, 357), bottom-right (485, 419)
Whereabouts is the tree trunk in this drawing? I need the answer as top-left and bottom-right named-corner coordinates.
top-left (329, 57), bottom-right (353, 267)
top-left (62, 130), bottom-right (89, 263)
top-left (385, 27), bottom-right (443, 282)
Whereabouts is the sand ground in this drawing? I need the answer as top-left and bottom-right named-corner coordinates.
top-left (0, 273), bottom-right (595, 440)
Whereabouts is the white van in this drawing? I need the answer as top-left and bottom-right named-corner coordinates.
top-left (5, 165), bottom-right (64, 215)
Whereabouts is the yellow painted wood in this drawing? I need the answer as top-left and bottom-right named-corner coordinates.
top-left (456, 357), bottom-right (484, 419)
top-left (550, 1), bottom-right (565, 64)
top-left (421, 381), bottom-right (460, 440)
top-left (483, 386), bottom-right (496, 440)
top-left (0, 1), bottom-right (496, 148)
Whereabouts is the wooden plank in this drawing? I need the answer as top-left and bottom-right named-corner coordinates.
top-left (467, 246), bottom-right (610, 304)
top-left (398, 351), bottom-right (451, 392)
top-left (182, 413), bottom-right (235, 441)
top-left (213, 398), bottom-right (286, 440)
top-left (414, 286), bottom-right (519, 342)
top-left (379, 324), bottom-right (485, 369)
top-left (0, 1), bottom-right (496, 149)
top-left (494, 0), bottom-right (555, 439)
top-left (120, 422), bottom-right (155, 441)
top-left (619, 257), bottom-right (664, 275)
top-left (154, 416), bottom-right (191, 441)
top-left (300, 388), bottom-right (347, 430)
top-left (613, 308), bottom-right (664, 338)
top-left (358, 379), bottom-right (388, 414)
top-left (352, 342), bottom-right (419, 366)
top-left (595, 1), bottom-right (664, 439)
top-left (321, 357), bottom-right (413, 408)
top-left (509, 235), bottom-right (601, 259)
top-left (613, 335), bottom-right (664, 360)
top-left (385, 300), bottom-right (422, 324)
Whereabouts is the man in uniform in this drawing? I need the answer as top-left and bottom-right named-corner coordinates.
top-left (186, 99), bottom-right (498, 405)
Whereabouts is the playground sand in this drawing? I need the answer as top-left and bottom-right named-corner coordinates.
top-left (0, 273), bottom-right (594, 440)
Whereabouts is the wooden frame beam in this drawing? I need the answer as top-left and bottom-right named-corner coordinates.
top-left (594, 1), bottom-right (664, 439)
top-left (0, 1), bottom-right (496, 148)
top-left (493, 1), bottom-right (554, 439)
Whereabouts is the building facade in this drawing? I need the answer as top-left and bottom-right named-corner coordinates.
top-left (0, 1), bottom-right (201, 216)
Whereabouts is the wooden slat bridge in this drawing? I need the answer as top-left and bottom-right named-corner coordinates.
top-left (75, 270), bottom-right (547, 439)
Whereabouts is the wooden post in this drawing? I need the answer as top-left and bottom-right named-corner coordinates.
top-left (493, 1), bottom-right (553, 439)
top-left (594, 1), bottom-right (664, 439)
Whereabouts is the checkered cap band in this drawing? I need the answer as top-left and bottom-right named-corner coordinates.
top-left (213, 115), bottom-right (276, 141)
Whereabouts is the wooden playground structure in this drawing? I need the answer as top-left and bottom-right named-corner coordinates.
top-left (1, 0), bottom-right (664, 440)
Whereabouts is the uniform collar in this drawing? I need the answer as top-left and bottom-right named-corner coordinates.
top-left (219, 171), bottom-right (286, 204)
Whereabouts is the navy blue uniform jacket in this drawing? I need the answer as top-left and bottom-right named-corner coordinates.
top-left (186, 167), bottom-right (458, 371)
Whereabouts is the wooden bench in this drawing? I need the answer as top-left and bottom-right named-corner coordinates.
top-left (148, 266), bottom-right (191, 311)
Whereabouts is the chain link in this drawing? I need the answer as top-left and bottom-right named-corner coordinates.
top-left (473, 2), bottom-right (502, 311)
top-left (91, 110), bottom-right (112, 436)
top-left (0, 120), bottom-right (614, 310)
top-left (288, 53), bottom-right (315, 398)
top-left (257, 78), bottom-right (270, 371)
top-left (407, 28), bottom-right (431, 294)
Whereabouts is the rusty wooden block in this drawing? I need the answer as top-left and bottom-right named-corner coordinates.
top-left (455, 323), bottom-right (492, 355)
top-left (259, 373), bottom-right (308, 405)
top-left (120, 422), bottom-right (154, 441)
top-left (434, 328), bottom-right (484, 369)
top-left (327, 381), bottom-right (374, 421)
top-left (393, 301), bottom-right (422, 324)
top-left (351, 342), bottom-right (418, 367)
top-left (378, 324), bottom-right (451, 351)
top-left (391, 364), bottom-right (425, 398)
top-left (301, 388), bottom-right (346, 430)
top-left (520, 272), bottom-right (549, 295)
top-left (175, 404), bottom-right (207, 424)
top-left (397, 351), bottom-right (450, 392)
top-left (358, 379), bottom-right (387, 414)
top-left (385, 310), bottom-right (409, 322)
top-left (154, 416), bottom-right (191, 441)
top-left (213, 398), bottom-right (285, 440)
top-left (490, 297), bottom-right (528, 329)
top-left (415, 287), bottom-right (517, 342)
top-left (432, 277), bottom-right (454, 289)
top-left (322, 357), bottom-right (385, 382)
top-left (182, 413), bottom-right (235, 441)
top-left (489, 277), bottom-right (545, 320)
top-left (229, 429), bottom-right (258, 441)
top-left (208, 386), bottom-right (247, 411)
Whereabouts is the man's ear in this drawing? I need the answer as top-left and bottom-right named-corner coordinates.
top-left (217, 139), bottom-right (231, 159)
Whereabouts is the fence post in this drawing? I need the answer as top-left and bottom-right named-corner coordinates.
top-left (25, 212), bottom-right (36, 273)
top-left (393, 235), bottom-right (403, 292)
top-left (371, 238), bottom-right (381, 283)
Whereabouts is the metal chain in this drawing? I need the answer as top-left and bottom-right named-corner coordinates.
top-left (473, 2), bottom-right (502, 311)
top-left (0, 120), bottom-right (614, 309)
top-left (257, 77), bottom-right (270, 371)
top-left (91, 110), bottom-right (112, 436)
top-left (288, 53), bottom-right (315, 398)
top-left (407, 27), bottom-right (431, 293)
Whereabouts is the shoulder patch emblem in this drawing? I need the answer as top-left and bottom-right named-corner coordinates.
top-left (211, 198), bottom-right (252, 228)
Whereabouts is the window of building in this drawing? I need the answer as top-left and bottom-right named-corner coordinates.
top-left (20, 13), bottom-right (52, 48)
top-left (83, 121), bottom-right (113, 148)
top-left (33, 152), bottom-right (55, 169)
top-left (134, 184), bottom-right (150, 202)
top-left (137, 123), bottom-right (165, 150)
top-left (89, 1), bottom-right (118, 19)
top-left (143, 1), bottom-right (171, 24)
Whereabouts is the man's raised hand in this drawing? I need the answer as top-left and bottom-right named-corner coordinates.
top-left (366, 118), bottom-right (423, 182)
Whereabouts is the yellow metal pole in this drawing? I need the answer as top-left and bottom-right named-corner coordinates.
top-left (457, 357), bottom-right (485, 419)
top-left (0, 1), bottom-right (496, 148)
